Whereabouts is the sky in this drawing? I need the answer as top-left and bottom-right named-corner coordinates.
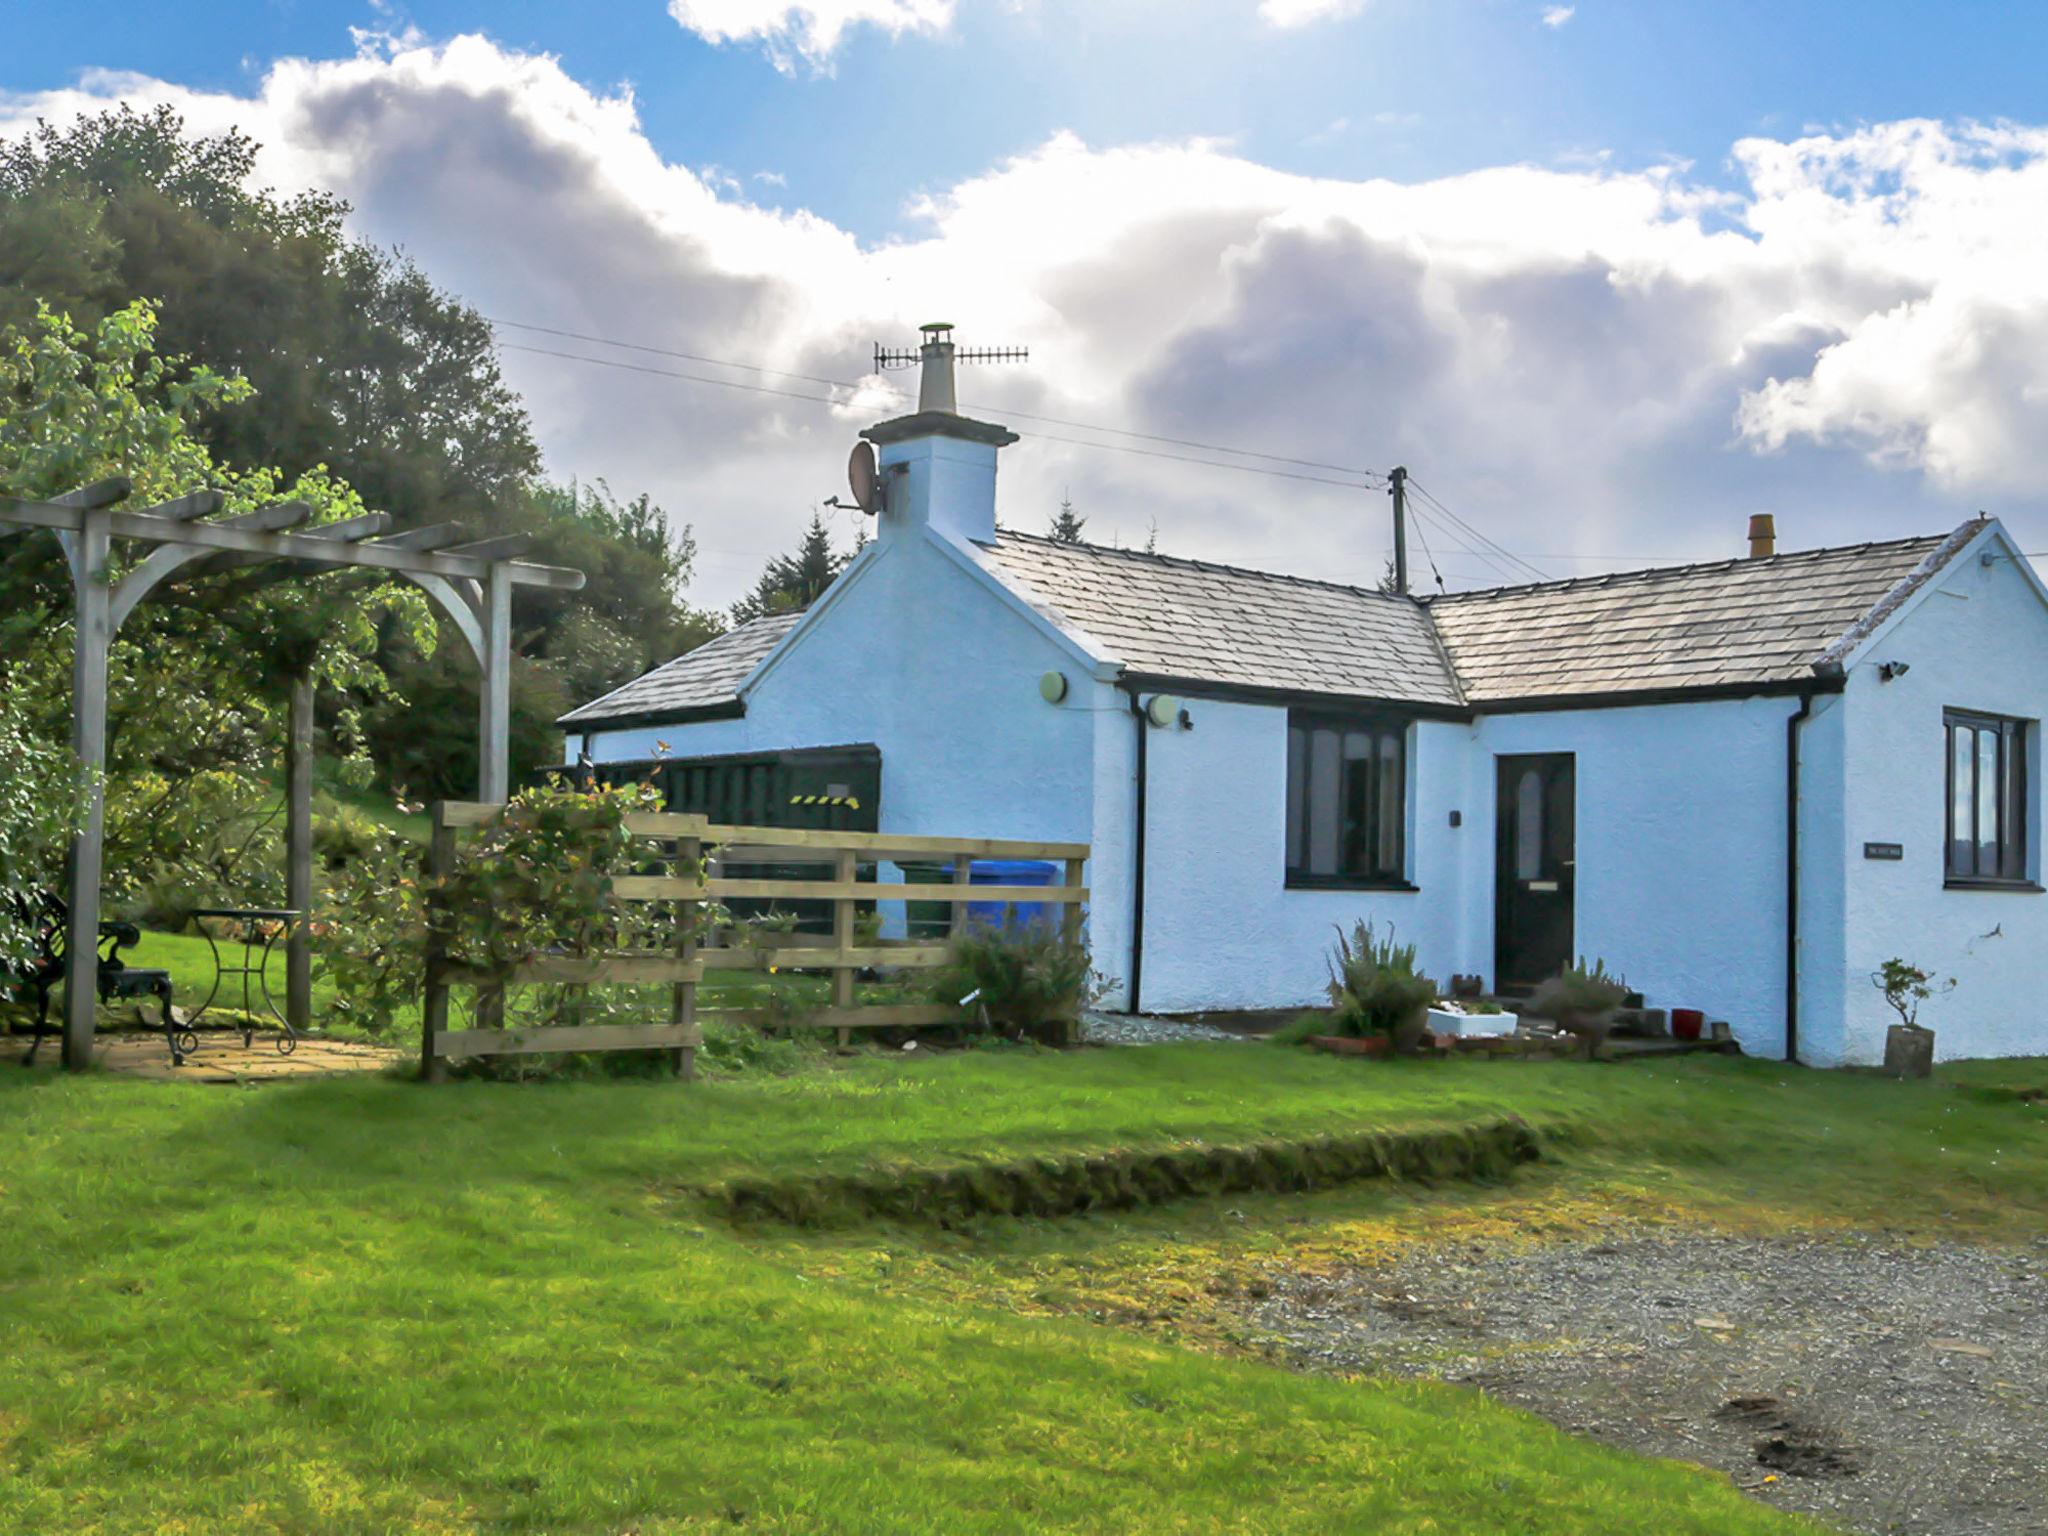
top-left (4, 0), bottom-right (2048, 605)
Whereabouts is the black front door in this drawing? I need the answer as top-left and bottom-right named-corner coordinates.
top-left (1495, 753), bottom-right (1575, 992)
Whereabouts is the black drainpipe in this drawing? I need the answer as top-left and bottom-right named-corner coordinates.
top-left (1784, 689), bottom-right (1816, 1065)
top-left (1123, 684), bottom-right (1149, 1014)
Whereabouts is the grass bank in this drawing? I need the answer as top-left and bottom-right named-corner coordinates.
top-left (4, 1047), bottom-right (2043, 1533)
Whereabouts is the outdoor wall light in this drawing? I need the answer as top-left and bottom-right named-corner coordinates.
top-left (1879, 660), bottom-right (1911, 681)
top-left (1145, 694), bottom-right (1181, 728)
top-left (1039, 670), bottom-right (1069, 703)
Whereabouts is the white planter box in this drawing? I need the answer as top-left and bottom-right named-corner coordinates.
top-left (1427, 1007), bottom-right (1516, 1038)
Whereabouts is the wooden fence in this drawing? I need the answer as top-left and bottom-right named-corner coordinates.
top-left (420, 800), bottom-right (1089, 1080)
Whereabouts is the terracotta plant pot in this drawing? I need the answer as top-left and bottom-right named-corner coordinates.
top-left (1309, 1034), bottom-right (1390, 1058)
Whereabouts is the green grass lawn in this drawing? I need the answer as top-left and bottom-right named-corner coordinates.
top-left (3, 1048), bottom-right (2043, 1534)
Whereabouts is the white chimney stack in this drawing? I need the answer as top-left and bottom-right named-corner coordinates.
top-left (861, 322), bottom-right (1022, 549)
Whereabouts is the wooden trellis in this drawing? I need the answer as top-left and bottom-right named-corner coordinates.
top-left (0, 477), bottom-right (585, 1071)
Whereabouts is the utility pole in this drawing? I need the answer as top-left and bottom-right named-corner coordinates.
top-left (1388, 465), bottom-right (1409, 596)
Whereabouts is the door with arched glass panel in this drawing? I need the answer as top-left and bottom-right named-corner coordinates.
top-left (1495, 753), bottom-right (1575, 992)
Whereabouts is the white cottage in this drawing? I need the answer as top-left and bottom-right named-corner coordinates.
top-left (563, 348), bottom-right (2048, 1068)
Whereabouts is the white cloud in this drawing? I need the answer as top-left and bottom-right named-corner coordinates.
top-left (666, 0), bottom-right (954, 73)
top-left (1541, 5), bottom-right (1576, 28)
top-left (6, 41), bottom-right (2048, 602)
top-left (1259, 0), bottom-right (1368, 29)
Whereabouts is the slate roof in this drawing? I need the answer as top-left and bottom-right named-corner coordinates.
top-left (557, 612), bottom-right (800, 728)
top-left (984, 531), bottom-right (1466, 708)
top-left (1423, 528), bottom-right (1975, 704)
top-left (561, 519), bottom-right (1987, 731)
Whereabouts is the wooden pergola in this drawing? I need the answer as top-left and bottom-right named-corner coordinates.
top-left (0, 478), bottom-right (585, 1070)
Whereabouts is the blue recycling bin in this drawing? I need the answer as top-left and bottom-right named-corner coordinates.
top-left (963, 859), bottom-right (1060, 933)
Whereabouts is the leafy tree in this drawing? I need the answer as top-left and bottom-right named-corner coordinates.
top-left (0, 106), bottom-right (711, 798)
top-left (0, 299), bottom-right (431, 915)
top-left (1050, 493), bottom-right (1086, 543)
top-left (0, 106), bottom-right (537, 528)
top-left (730, 512), bottom-right (857, 624)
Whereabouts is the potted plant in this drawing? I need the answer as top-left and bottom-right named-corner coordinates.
top-left (1524, 957), bottom-right (1628, 1058)
top-left (1318, 920), bottom-right (1438, 1057)
top-left (1872, 957), bottom-right (1951, 1080)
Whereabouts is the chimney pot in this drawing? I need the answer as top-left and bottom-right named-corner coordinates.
top-left (917, 321), bottom-right (958, 415)
top-left (1747, 513), bottom-right (1776, 560)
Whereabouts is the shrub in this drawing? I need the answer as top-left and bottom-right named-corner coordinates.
top-left (1267, 1011), bottom-right (1330, 1047)
top-left (0, 693), bottom-right (90, 970)
top-left (1872, 957), bottom-right (1953, 1030)
top-left (1324, 920), bottom-right (1436, 1040)
top-left (1524, 957), bottom-right (1628, 1021)
top-left (928, 917), bottom-right (1105, 1037)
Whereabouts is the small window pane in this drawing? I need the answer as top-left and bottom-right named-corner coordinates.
top-left (1306, 728), bottom-right (1340, 876)
top-left (1516, 768), bottom-right (1544, 881)
top-left (1951, 725), bottom-right (1974, 873)
top-left (1977, 728), bottom-right (2000, 877)
top-left (1285, 725), bottom-right (1306, 870)
top-left (1377, 732), bottom-right (1402, 873)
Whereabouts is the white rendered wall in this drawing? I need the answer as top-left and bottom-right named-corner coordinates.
top-left (1133, 701), bottom-right (1457, 1014)
top-left (1131, 692), bottom-right (1805, 1054)
top-left (1466, 699), bottom-right (1801, 1059)
top-left (1832, 534), bottom-right (2048, 1064)
top-left (579, 527), bottom-right (1112, 971)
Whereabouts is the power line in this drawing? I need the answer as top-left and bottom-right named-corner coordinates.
top-left (1407, 502), bottom-right (1527, 586)
top-left (495, 339), bottom-right (1382, 493)
top-left (1407, 479), bottom-right (1543, 580)
top-left (487, 316), bottom-right (1383, 482)
top-left (1405, 478), bottom-right (1548, 583)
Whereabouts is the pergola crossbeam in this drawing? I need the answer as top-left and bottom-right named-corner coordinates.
top-left (439, 533), bottom-right (535, 564)
top-left (0, 479), bottom-right (588, 1072)
top-left (51, 477), bottom-right (132, 510)
top-left (369, 522), bottom-right (465, 551)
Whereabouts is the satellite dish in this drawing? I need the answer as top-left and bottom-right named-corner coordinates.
top-left (848, 441), bottom-right (880, 514)
top-left (1145, 694), bottom-right (1181, 729)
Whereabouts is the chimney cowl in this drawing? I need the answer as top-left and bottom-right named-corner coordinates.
top-left (1747, 513), bottom-right (1777, 560)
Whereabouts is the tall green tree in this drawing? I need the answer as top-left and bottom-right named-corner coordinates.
top-left (0, 299), bottom-right (432, 915)
top-left (0, 106), bottom-right (536, 528)
top-left (1050, 493), bottom-right (1086, 543)
top-left (730, 513), bottom-right (858, 624)
top-left (0, 105), bottom-right (713, 796)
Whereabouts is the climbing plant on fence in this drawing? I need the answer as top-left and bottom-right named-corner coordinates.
top-left (316, 777), bottom-right (713, 1038)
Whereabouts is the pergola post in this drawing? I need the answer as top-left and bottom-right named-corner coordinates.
top-left (62, 510), bottom-right (113, 1071)
top-left (478, 562), bottom-right (512, 804)
top-left (285, 672), bottom-right (315, 1035)
top-left (2, 483), bottom-right (582, 1071)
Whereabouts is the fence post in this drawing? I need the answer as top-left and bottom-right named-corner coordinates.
top-left (420, 803), bottom-right (455, 1083)
top-left (832, 846), bottom-right (856, 1050)
top-left (950, 852), bottom-right (973, 935)
top-left (1062, 855), bottom-right (1087, 1046)
top-left (673, 834), bottom-right (702, 1082)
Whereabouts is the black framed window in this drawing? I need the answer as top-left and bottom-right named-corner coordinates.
top-left (1285, 712), bottom-right (1409, 887)
top-left (1945, 710), bottom-right (2031, 886)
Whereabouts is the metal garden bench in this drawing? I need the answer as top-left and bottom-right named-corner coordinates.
top-left (6, 893), bottom-right (193, 1067)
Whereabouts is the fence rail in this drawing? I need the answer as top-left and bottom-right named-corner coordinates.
top-left (420, 801), bottom-right (1089, 1079)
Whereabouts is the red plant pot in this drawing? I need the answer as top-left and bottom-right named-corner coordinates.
top-left (1310, 1034), bottom-right (1391, 1058)
top-left (1671, 1008), bottom-right (1705, 1042)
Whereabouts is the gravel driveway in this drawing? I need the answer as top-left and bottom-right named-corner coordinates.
top-left (1241, 1232), bottom-right (2048, 1535)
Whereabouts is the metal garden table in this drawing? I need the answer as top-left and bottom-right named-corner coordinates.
top-left (188, 907), bottom-right (303, 1053)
